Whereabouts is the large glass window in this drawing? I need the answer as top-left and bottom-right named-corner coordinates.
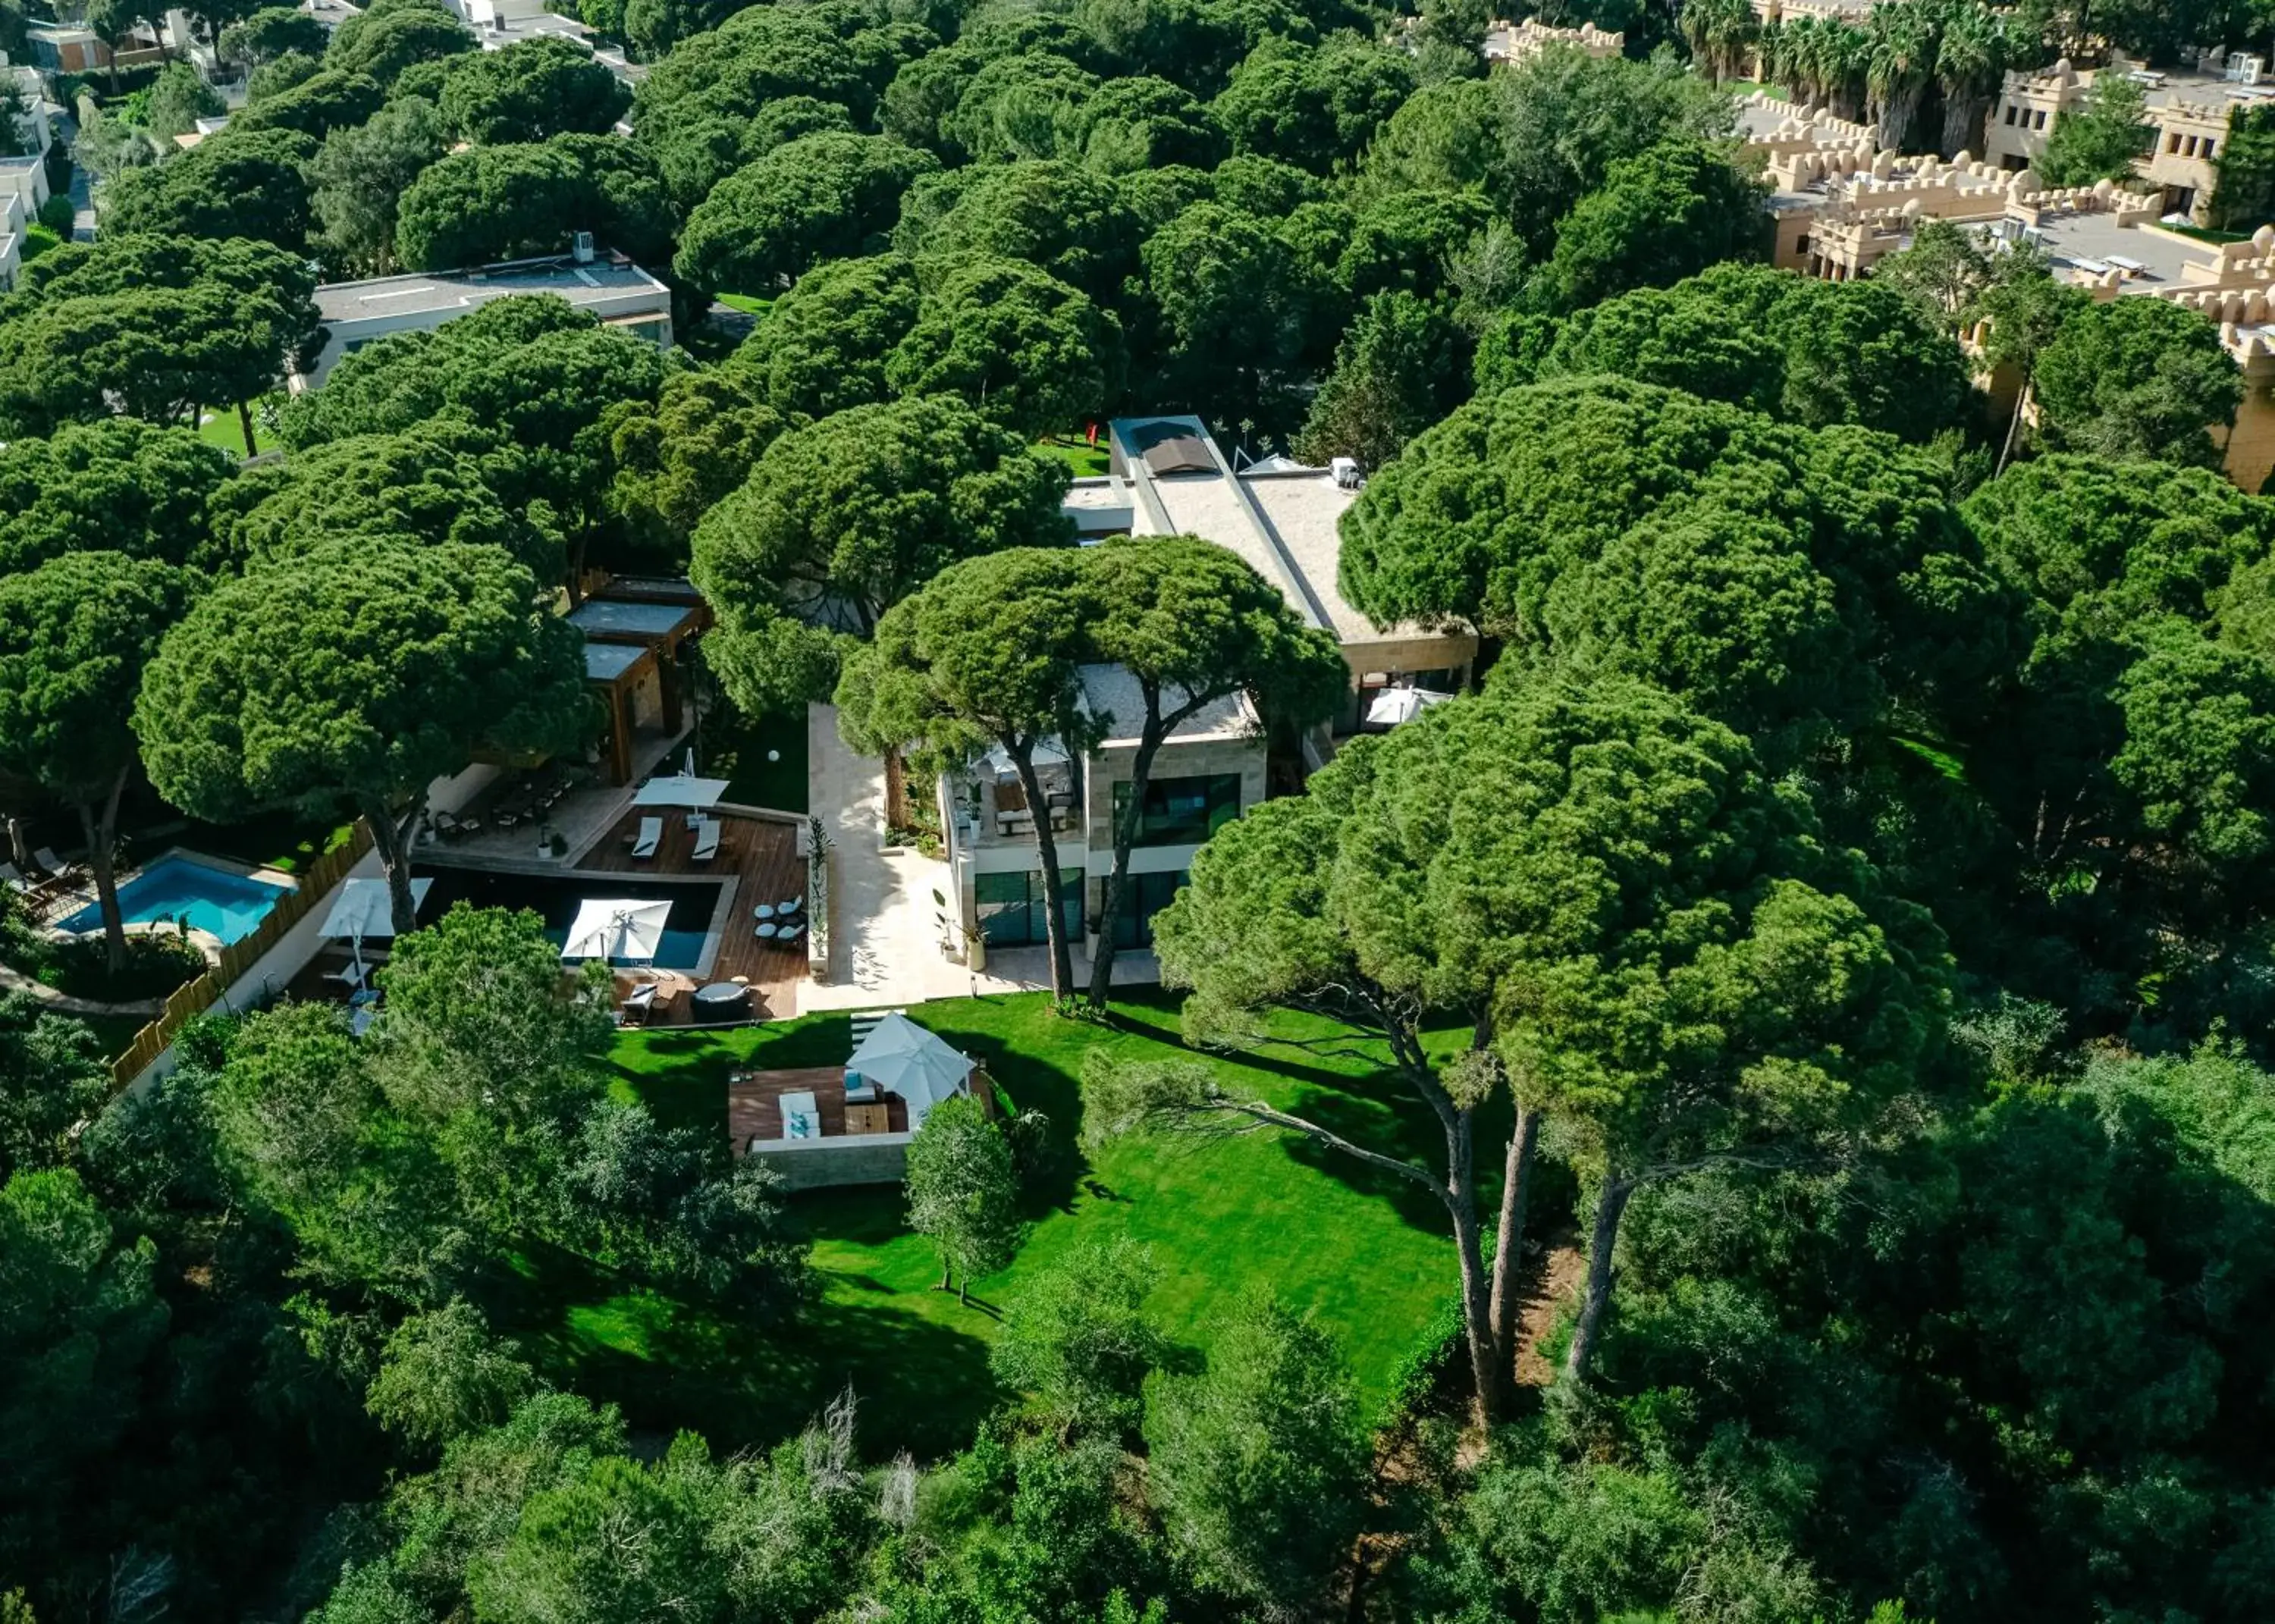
top-left (1111, 870), bottom-right (1188, 949)
top-left (1112, 773), bottom-right (1242, 848)
top-left (975, 868), bottom-right (1084, 947)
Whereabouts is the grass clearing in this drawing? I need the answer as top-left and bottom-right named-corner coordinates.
top-left (1035, 434), bottom-right (1110, 478)
top-left (698, 698), bottom-right (808, 814)
top-left (196, 397), bottom-right (284, 457)
top-left (563, 990), bottom-right (1469, 1459)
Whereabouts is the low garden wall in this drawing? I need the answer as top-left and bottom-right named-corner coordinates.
top-left (745, 1132), bottom-right (909, 1190)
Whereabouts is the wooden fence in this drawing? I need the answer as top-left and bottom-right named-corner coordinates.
top-left (108, 822), bottom-right (376, 1089)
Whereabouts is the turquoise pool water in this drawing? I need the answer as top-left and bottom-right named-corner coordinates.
top-left (62, 855), bottom-right (292, 945)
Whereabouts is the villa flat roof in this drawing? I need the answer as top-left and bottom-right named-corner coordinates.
top-left (582, 642), bottom-right (646, 682)
top-left (2029, 212), bottom-right (2207, 287)
top-left (315, 254), bottom-right (667, 325)
top-left (567, 599), bottom-right (698, 641)
top-left (1078, 663), bottom-right (1255, 748)
top-left (1111, 414), bottom-right (1458, 654)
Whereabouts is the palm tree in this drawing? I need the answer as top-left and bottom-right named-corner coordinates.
top-left (1807, 18), bottom-right (1870, 122)
top-left (1680, 0), bottom-right (1759, 83)
top-left (1934, 2), bottom-right (2007, 157)
top-left (1866, 1), bottom-right (1939, 151)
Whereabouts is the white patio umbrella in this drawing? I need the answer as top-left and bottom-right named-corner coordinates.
top-left (1364, 686), bottom-right (1452, 727)
top-left (633, 774), bottom-right (730, 809)
top-left (561, 897), bottom-right (675, 962)
top-left (845, 1013), bottom-right (974, 1129)
top-left (320, 876), bottom-right (432, 984)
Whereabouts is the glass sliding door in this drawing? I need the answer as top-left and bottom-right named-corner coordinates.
top-left (1111, 869), bottom-right (1188, 949)
top-left (974, 867), bottom-right (1084, 947)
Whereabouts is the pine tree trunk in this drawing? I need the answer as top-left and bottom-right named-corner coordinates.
top-left (1564, 1176), bottom-right (1636, 1384)
top-left (78, 769), bottom-right (130, 974)
top-left (360, 791), bottom-right (425, 934)
top-left (1087, 721), bottom-right (1169, 1010)
top-left (237, 398), bottom-right (258, 457)
top-left (1486, 1104), bottom-right (1541, 1375)
top-left (1448, 1186), bottom-right (1506, 1425)
top-left (1012, 749), bottom-right (1076, 1001)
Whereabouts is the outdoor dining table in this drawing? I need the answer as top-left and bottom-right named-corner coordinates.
top-left (692, 983), bottom-right (748, 1014)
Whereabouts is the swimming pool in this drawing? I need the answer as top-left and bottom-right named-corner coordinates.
top-left (63, 854), bottom-right (293, 945)
top-left (414, 867), bottom-right (723, 970)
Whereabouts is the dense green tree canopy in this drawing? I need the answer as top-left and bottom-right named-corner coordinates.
top-left (1513, 262), bottom-right (1972, 443)
top-left (1341, 377), bottom-right (2007, 756)
top-left (1542, 138), bottom-right (1768, 312)
top-left (0, 550), bottom-right (186, 962)
top-left (219, 4), bottom-right (325, 68)
top-left (2032, 295), bottom-right (2245, 468)
top-left (905, 158), bottom-right (1144, 311)
top-left (0, 995), bottom-right (109, 1183)
top-left (96, 127), bottom-right (318, 251)
top-left (0, 419), bottom-right (233, 575)
top-left (731, 252), bottom-right (924, 419)
top-left (211, 425), bottom-right (563, 579)
top-left (1213, 30), bottom-right (1414, 174)
top-left (674, 131), bottom-right (936, 298)
top-left (234, 66), bottom-right (384, 139)
top-left (602, 365), bottom-right (785, 565)
top-left (438, 35), bottom-right (630, 145)
top-left (312, 92), bottom-right (447, 274)
top-left (394, 134), bottom-right (675, 270)
top-left (280, 294), bottom-right (667, 556)
top-left (884, 252), bottom-right (1122, 440)
top-left (692, 393), bottom-right (1070, 713)
top-left (135, 539), bottom-right (589, 930)
top-left (325, 0), bottom-right (471, 86)
top-left (0, 234), bottom-right (320, 444)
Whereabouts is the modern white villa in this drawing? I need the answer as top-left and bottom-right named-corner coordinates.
top-left (930, 416), bottom-right (1479, 966)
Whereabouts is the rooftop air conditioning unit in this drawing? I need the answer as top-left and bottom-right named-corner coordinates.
top-left (572, 230), bottom-right (595, 264)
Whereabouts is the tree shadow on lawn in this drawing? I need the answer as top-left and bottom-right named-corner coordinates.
top-left (1100, 1005), bottom-right (1476, 1236)
top-left (499, 1254), bottom-right (999, 1462)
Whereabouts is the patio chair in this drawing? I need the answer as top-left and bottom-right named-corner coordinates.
top-left (776, 921), bottom-right (805, 946)
top-left (433, 810), bottom-right (462, 841)
top-left (631, 817), bottom-right (663, 859)
top-left (619, 983), bottom-right (659, 1027)
top-left (776, 895), bottom-right (802, 917)
top-left (691, 819), bottom-right (721, 862)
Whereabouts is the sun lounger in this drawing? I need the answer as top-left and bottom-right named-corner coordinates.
top-left (0, 864), bottom-right (27, 893)
top-left (631, 817), bottom-right (662, 859)
top-left (780, 1089), bottom-right (821, 1140)
top-left (691, 819), bottom-right (721, 862)
top-left (33, 847), bottom-right (76, 879)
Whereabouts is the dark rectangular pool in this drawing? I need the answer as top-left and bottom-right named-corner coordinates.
top-left (413, 867), bottom-right (723, 970)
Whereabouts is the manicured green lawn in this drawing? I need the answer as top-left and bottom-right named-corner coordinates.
top-left (563, 991), bottom-right (1467, 1460)
top-left (1035, 433), bottom-right (1111, 478)
top-left (698, 698), bottom-right (808, 813)
top-left (715, 293), bottom-right (773, 315)
top-left (197, 397), bottom-right (284, 457)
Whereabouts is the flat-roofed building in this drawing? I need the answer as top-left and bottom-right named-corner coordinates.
top-left (292, 249), bottom-right (673, 389)
top-left (1103, 414), bottom-right (1478, 738)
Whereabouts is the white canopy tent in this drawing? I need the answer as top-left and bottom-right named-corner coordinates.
top-left (845, 1013), bottom-right (974, 1130)
top-left (1364, 686), bottom-right (1453, 727)
top-left (562, 897), bottom-right (675, 962)
top-left (634, 774), bottom-right (731, 809)
top-left (320, 876), bottom-right (433, 984)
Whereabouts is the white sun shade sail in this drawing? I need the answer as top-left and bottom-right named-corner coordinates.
top-left (634, 774), bottom-right (731, 809)
top-left (846, 1013), bottom-right (974, 1128)
top-left (320, 876), bottom-right (433, 941)
top-left (562, 897), bottom-right (676, 961)
top-left (1364, 687), bottom-right (1453, 727)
